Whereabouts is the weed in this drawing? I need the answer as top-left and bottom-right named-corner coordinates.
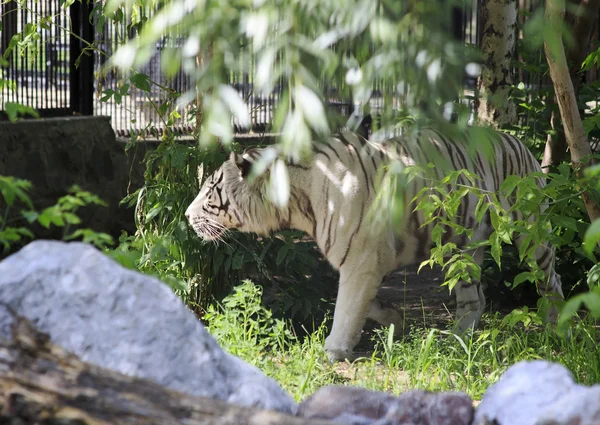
top-left (206, 280), bottom-right (600, 401)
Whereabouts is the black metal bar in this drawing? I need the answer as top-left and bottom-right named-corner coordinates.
top-left (69, 0), bottom-right (94, 115)
top-left (452, 4), bottom-right (464, 42)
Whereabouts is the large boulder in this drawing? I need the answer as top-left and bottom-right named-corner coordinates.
top-left (473, 360), bottom-right (600, 425)
top-left (0, 240), bottom-right (296, 414)
top-left (298, 386), bottom-right (473, 425)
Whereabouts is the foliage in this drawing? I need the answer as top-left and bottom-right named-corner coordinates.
top-left (109, 132), bottom-right (336, 319)
top-left (583, 164), bottom-right (600, 253)
top-left (412, 154), bottom-right (600, 322)
top-left (205, 280), bottom-right (334, 400)
top-left (207, 280), bottom-right (600, 400)
top-left (3, 0), bottom-right (600, 349)
top-left (103, 0), bottom-right (472, 149)
top-left (0, 176), bottom-right (114, 255)
top-left (205, 280), bottom-right (297, 358)
top-left (483, 23), bottom-right (600, 312)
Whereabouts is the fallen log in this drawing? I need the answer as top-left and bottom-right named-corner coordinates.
top-left (0, 311), bottom-right (334, 425)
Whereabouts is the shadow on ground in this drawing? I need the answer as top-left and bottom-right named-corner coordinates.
top-left (355, 264), bottom-right (453, 356)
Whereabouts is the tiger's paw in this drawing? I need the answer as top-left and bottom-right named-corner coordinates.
top-left (324, 337), bottom-right (355, 363)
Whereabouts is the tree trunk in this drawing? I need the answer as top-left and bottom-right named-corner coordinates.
top-left (541, 104), bottom-right (563, 174)
top-left (544, 0), bottom-right (600, 225)
top-left (566, 0), bottom-right (600, 84)
top-left (0, 312), bottom-right (334, 425)
top-left (476, 0), bottom-right (518, 128)
top-left (540, 0), bottom-right (600, 171)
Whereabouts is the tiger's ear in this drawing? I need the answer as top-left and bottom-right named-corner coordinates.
top-left (230, 152), bottom-right (253, 178)
top-left (197, 163), bottom-right (204, 186)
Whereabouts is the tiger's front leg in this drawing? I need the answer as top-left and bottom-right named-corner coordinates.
top-left (453, 247), bottom-right (486, 333)
top-left (324, 266), bottom-right (383, 363)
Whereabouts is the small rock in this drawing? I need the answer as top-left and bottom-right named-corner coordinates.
top-left (0, 240), bottom-right (296, 414)
top-left (473, 360), bottom-right (600, 425)
top-left (298, 385), bottom-right (473, 425)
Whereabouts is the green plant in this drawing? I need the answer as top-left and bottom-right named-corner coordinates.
top-left (409, 151), bottom-right (600, 325)
top-left (205, 279), bottom-right (600, 400)
top-left (205, 280), bottom-right (296, 357)
top-left (112, 130), bottom-right (336, 317)
top-left (0, 176), bottom-right (114, 256)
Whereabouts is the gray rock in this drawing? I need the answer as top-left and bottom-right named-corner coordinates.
top-left (474, 360), bottom-right (600, 425)
top-left (298, 385), bottom-right (473, 425)
top-left (0, 240), bottom-right (296, 414)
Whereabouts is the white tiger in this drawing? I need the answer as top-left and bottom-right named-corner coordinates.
top-left (185, 128), bottom-right (565, 362)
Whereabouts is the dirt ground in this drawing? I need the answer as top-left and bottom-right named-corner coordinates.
top-left (380, 264), bottom-right (455, 328)
top-left (355, 264), bottom-right (456, 355)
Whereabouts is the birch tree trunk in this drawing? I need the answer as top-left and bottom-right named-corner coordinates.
top-left (544, 0), bottom-right (600, 224)
top-left (476, 0), bottom-right (518, 128)
top-left (541, 0), bottom-right (600, 172)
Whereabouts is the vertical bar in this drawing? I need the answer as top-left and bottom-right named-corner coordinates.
top-left (22, 5), bottom-right (27, 111)
top-left (452, 3), bottom-right (464, 42)
top-left (69, 0), bottom-right (78, 113)
top-left (36, 0), bottom-right (41, 110)
top-left (62, 1), bottom-right (67, 110)
top-left (69, 0), bottom-right (94, 115)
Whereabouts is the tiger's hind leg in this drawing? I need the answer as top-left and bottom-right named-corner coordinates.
top-left (453, 248), bottom-right (486, 333)
top-left (366, 297), bottom-right (404, 337)
top-left (516, 236), bottom-right (564, 324)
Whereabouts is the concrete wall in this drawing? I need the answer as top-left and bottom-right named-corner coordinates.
top-left (0, 116), bottom-right (148, 237)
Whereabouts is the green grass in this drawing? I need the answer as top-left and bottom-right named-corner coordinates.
top-left (204, 280), bottom-right (600, 402)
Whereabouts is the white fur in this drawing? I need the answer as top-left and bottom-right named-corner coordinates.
top-left (186, 130), bottom-right (565, 362)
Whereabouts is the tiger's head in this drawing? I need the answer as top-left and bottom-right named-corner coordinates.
top-left (185, 147), bottom-right (282, 241)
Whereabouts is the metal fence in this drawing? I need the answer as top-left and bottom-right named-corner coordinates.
top-left (2, 1), bottom-right (69, 114)
top-left (1, 1), bottom-right (94, 116)
top-left (2, 0), bottom-right (593, 138)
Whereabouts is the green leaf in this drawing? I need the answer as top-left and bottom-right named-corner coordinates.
top-left (63, 212), bottom-right (81, 225)
top-left (581, 47), bottom-right (600, 71)
top-left (50, 213), bottom-right (65, 227)
top-left (500, 175), bottom-right (521, 197)
top-left (295, 85), bottom-right (329, 134)
top-left (37, 211), bottom-right (52, 228)
top-left (145, 205), bottom-right (163, 222)
top-left (213, 250), bottom-right (225, 273)
top-left (558, 290), bottom-right (600, 331)
top-left (3, 102), bottom-right (39, 122)
top-left (268, 160), bottom-right (290, 208)
top-left (219, 84), bottom-right (250, 129)
top-left (130, 73), bottom-right (151, 92)
top-left (551, 215), bottom-right (578, 231)
top-left (584, 163), bottom-right (600, 180)
top-left (584, 219), bottom-right (600, 256)
top-left (490, 231), bottom-right (502, 268)
top-left (512, 271), bottom-right (536, 288)
top-left (101, 89), bottom-right (115, 102)
top-left (232, 252), bottom-right (244, 270)
top-left (162, 275), bottom-right (188, 292)
top-left (490, 208), bottom-right (500, 231)
top-left (474, 196), bottom-right (490, 223)
top-left (583, 115), bottom-right (598, 135)
top-left (276, 244), bottom-right (290, 266)
top-left (587, 264), bottom-right (600, 289)
top-left (119, 83), bottom-right (130, 96)
top-left (21, 210), bottom-right (38, 223)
